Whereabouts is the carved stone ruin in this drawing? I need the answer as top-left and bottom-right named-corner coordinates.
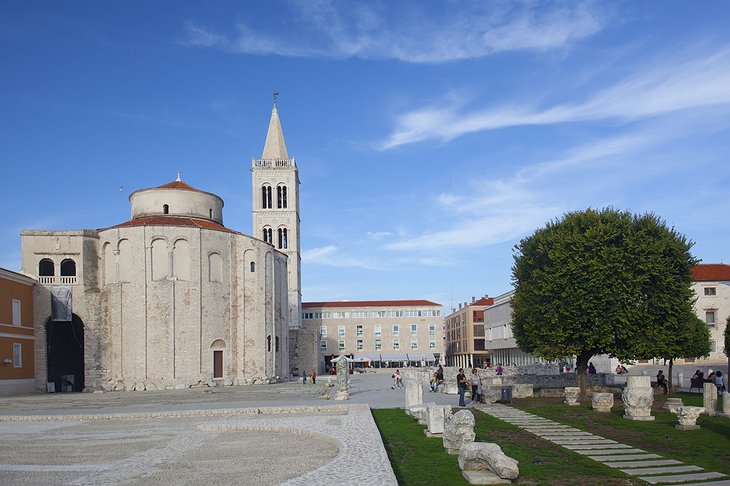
top-left (443, 410), bottom-right (476, 454)
top-left (405, 379), bottom-right (423, 409)
top-left (564, 387), bottom-right (580, 406)
top-left (723, 392), bottom-right (730, 418)
top-left (622, 375), bottom-right (655, 421)
top-left (459, 442), bottom-right (519, 485)
top-left (443, 382), bottom-right (458, 395)
top-left (511, 384), bottom-right (534, 399)
top-left (703, 382), bottom-right (718, 416)
top-left (408, 403), bottom-right (433, 425)
top-left (332, 356), bottom-right (349, 400)
top-left (425, 404), bottom-right (452, 436)
top-left (662, 397), bottom-right (683, 413)
top-left (672, 406), bottom-right (704, 430)
top-left (482, 386), bottom-right (501, 404)
top-left (591, 392), bottom-right (614, 413)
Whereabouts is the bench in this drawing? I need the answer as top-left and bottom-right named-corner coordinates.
top-left (689, 377), bottom-right (704, 393)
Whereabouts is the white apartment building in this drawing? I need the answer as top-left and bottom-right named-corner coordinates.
top-left (302, 300), bottom-right (444, 370)
top-left (690, 263), bottom-right (730, 363)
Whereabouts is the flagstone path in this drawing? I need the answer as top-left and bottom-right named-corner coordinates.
top-left (478, 403), bottom-right (729, 485)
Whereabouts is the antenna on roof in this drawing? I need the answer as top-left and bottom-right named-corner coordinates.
top-left (176, 171), bottom-right (181, 182)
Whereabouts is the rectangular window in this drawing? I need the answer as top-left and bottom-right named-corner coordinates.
top-left (429, 324), bottom-right (435, 336)
top-left (375, 325), bottom-right (382, 337)
top-left (411, 324), bottom-right (417, 334)
top-left (320, 340), bottom-right (327, 351)
top-left (356, 325), bottom-right (363, 337)
top-left (13, 343), bottom-right (21, 368)
top-left (706, 311), bottom-right (716, 326)
top-left (357, 339), bottom-right (364, 351)
top-left (393, 339), bottom-right (400, 351)
top-left (338, 325), bottom-right (345, 337)
top-left (12, 299), bottom-right (21, 327)
top-left (393, 324), bottom-right (399, 336)
top-left (704, 287), bottom-right (717, 296)
top-left (338, 340), bottom-right (345, 352)
top-left (320, 325), bottom-right (327, 337)
top-left (429, 340), bottom-right (436, 350)
top-left (710, 340), bottom-right (717, 352)
top-left (411, 339), bottom-right (418, 350)
top-left (375, 339), bottom-right (382, 351)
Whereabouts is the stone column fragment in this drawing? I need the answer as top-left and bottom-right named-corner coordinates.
top-left (405, 379), bottom-right (423, 409)
top-left (622, 375), bottom-right (655, 421)
top-left (703, 382), bottom-right (717, 416)
top-left (591, 392), bottom-right (614, 413)
top-left (564, 387), bottom-right (580, 406)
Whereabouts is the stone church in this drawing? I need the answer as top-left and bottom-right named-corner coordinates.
top-left (21, 101), bottom-right (318, 392)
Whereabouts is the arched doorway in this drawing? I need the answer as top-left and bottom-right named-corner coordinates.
top-left (46, 315), bottom-right (85, 392)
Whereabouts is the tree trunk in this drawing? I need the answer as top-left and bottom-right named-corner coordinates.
top-left (668, 358), bottom-right (674, 395)
top-left (575, 352), bottom-right (593, 402)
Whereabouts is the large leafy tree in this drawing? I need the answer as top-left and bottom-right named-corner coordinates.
top-left (512, 208), bottom-right (699, 398)
top-left (655, 315), bottom-right (711, 393)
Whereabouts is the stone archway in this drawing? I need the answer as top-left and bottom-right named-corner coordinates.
top-left (46, 315), bottom-right (85, 392)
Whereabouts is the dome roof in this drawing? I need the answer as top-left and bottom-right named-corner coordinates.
top-left (124, 178), bottom-right (226, 226)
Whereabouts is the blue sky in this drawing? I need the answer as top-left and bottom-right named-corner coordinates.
top-left (2, 1), bottom-right (730, 309)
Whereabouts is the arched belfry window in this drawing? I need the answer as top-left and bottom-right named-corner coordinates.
top-left (39, 259), bottom-right (54, 277)
top-left (277, 228), bottom-right (288, 249)
top-left (277, 185), bottom-right (288, 209)
top-left (163, 204), bottom-right (169, 214)
top-left (60, 259), bottom-right (76, 277)
top-left (262, 185), bottom-right (272, 209)
top-left (263, 227), bottom-right (273, 244)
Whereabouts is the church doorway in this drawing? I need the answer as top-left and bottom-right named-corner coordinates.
top-left (46, 315), bottom-right (85, 392)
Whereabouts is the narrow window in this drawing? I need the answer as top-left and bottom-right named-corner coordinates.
top-left (282, 186), bottom-right (287, 208)
top-left (320, 325), bottom-right (327, 337)
top-left (411, 324), bottom-right (417, 334)
top-left (213, 350), bottom-right (223, 378)
top-left (277, 185), bottom-right (282, 208)
top-left (393, 324), bottom-right (399, 336)
top-left (12, 299), bottom-right (21, 327)
top-left (263, 227), bottom-right (272, 244)
top-left (393, 339), bottom-right (400, 351)
top-left (374, 325), bottom-right (381, 337)
top-left (13, 343), bottom-right (22, 368)
top-left (706, 311), bottom-right (716, 326)
top-left (267, 335), bottom-right (272, 352)
top-left (357, 339), bottom-right (364, 351)
top-left (411, 339), bottom-right (418, 350)
top-left (278, 228), bottom-right (283, 249)
top-left (266, 186), bottom-right (272, 208)
top-left (262, 186), bottom-right (267, 209)
top-left (250, 261), bottom-right (255, 272)
top-left (39, 258), bottom-right (54, 277)
top-left (282, 228), bottom-right (287, 249)
top-left (356, 325), bottom-right (363, 336)
top-left (276, 336), bottom-right (280, 352)
top-left (338, 340), bottom-right (345, 352)
top-left (338, 325), bottom-right (345, 337)
top-left (209, 208), bottom-right (213, 219)
top-left (163, 204), bottom-right (169, 214)
top-left (375, 339), bottom-right (382, 351)
top-left (321, 340), bottom-right (328, 351)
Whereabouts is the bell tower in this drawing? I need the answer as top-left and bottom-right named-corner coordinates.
top-left (252, 95), bottom-right (302, 330)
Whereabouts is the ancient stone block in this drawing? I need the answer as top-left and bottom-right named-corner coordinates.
top-left (459, 442), bottom-right (519, 481)
top-left (622, 375), bottom-right (655, 421)
top-left (443, 410), bottom-right (476, 454)
top-left (426, 404), bottom-right (451, 435)
top-left (672, 406), bottom-right (704, 430)
top-left (405, 379), bottom-right (423, 409)
top-left (703, 382), bottom-right (717, 416)
top-left (564, 387), bottom-right (580, 406)
top-left (591, 392), bottom-right (613, 413)
top-left (662, 397), bottom-right (683, 413)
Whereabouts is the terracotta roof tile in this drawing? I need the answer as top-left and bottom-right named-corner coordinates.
top-left (691, 264), bottom-right (730, 282)
top-left (156, 180), bottom-right (201, 192)
top-left (103, 216), bottom-right (239, 234)
top-left (303, 300), bottom-right (441, 309)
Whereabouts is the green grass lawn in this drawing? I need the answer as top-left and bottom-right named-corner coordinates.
top-left (372, 408), bottom-right (644, 485)
top-left (514, 393), bottom-right (730, 477)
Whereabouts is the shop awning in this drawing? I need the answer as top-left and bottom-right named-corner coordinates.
top-left (379, 353), bottom-right (410, 361)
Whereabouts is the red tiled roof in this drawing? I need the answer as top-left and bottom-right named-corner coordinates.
top-left (692, 264), bottom-right (730, 282)
top-left (473, 297), bottom-right (494, 306)
top-left (103, 216), bottom-right (239, 234)
top-left (156, 180), bottom-right (201, 192)
top-left (303, 300), bottom-right (441, 309)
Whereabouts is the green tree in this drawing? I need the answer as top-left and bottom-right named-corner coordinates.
top-left (658, 316), bottom-right (711, 393)
top-left (512, 208), bottom-right (699, 399)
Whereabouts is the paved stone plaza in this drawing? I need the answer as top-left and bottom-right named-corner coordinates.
top-left (0, 373), bottom-right (453, 485)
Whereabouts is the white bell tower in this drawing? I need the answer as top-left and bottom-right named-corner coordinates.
top-left (252, 95), bottom-right (302, 330)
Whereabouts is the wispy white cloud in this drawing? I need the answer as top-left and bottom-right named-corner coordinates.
top-left (179, 1), bottom-right (608, 63)
top-left (379, 46), bottom-right (730, 148)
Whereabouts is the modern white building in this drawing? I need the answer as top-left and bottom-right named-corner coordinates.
top-left (302, 300), bottom-right (444, 370)
top-left (690, 263), bottom-right (730, 363)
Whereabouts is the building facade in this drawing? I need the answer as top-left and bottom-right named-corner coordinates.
top-left (483, 290), bottom-right (546, 367)
top-left (690, 263), bottom-right (730, 363)
top-left (303, 300), bottom-right (443, 370)
top-left (444, 296), bottom-right (493, 368)
top-left (0, 268), bottom-right (36, 395)
top-left (18, 103), bottom-right (311, 392)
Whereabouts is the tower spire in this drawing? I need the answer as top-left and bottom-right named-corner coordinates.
top-left (261, 94), bottom-right (289, 160)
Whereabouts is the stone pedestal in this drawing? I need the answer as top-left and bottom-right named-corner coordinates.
top-left (677, 372), bottom-right (684, 389)
top-left (333, 356), bottom-right (349, 400)
top-left (564, 387), bottom-right (580, 406)
top-left (662, 398), bottom-right (683, 413)
top-left (591, 392), bottom-right (614, 413)
top-left (704, 382), bottom-right (718, 416)
top-left (425, 404), bottom-right (452, 436)
top-left (672, 406), bottom-right (704, 430)
top-left (622, 375), bottom-right (655, 421)
top-left (405, 379), bottom-right (423, 409)
top-left (443, 410), bottom-right (476, 454)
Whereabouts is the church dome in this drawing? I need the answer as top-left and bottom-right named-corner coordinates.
top-left (128, 178), bottom-right (224, 224)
